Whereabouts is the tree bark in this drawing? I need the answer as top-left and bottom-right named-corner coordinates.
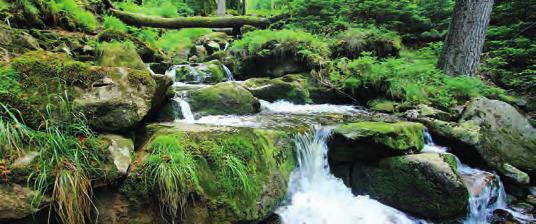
top-left (217, 0), bottom-right (226, 16)
top-left (108, 8), bottom-right (269, 29)
top-left (437, 0), bottom-right (494, 76)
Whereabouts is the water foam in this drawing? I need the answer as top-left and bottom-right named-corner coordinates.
top-left (260, 100), bottom-right (362, 115)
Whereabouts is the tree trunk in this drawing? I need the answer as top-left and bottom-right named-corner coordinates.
top-left (217, 0), bottom-right (226, 16)
top-left (437, 0), bottom-right (494, 76)
top-left (109, 8), bottom-right (269, 29)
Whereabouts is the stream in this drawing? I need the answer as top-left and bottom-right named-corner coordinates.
top-left (150, 64), bottom-right (535, 224)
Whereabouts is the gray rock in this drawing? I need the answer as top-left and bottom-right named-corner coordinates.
top-left (101, 134), bottom-right (134, 175)
top-left (0, 184), bottom-right (47, 221)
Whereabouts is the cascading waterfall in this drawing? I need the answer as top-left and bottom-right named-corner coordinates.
top-left (174, 97), bottom-right (195, 121)
top-left (146, 63), bottom-right (157, 76)
top-left (221, 64), bottom-right (235, 81)
top-left (422, 129), bottom-right (535, 224)
top-left (277, 127), bottom-right (420, 224)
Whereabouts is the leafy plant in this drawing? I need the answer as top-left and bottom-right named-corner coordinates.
top-left (102, 15), bottom-right (129, 32)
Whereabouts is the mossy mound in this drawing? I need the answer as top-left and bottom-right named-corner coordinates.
top-left (230, 29), bottom-right (330, 79)
top-left (189, 82), bottom-right (260, 116)
top-left (0, 50), bottom-right (158, 131)
top-left (331, 28), bottom-right (401, 59)
top-left (350, 153), bottom-right (469, 218)
top-left (123, 123), bottom-right (296, 223)
top-left (0, 25), bottom-right (41, 62)
top-left (96, 41), bottom-right (146, 70)
top-left (173, 60), bottom-right (226, 84)
top-left (243, 74), bottom-right (312, 104)
top-left (328, 121), bottom-right (425, 162)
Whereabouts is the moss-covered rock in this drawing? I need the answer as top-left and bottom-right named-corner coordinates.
top-left (230, 29), bottom-right (330, 79)
top-left (122, 123), bottom-right (296, 223)
top-left (243, 74), bottom-right (312, 104)
top-left (0, 51), bottom-right (164, 132)
top-left (349, 153), bottom-right (469, 218)
top-left (0, 184), bottom-right (47, 221)
top-left (0, 25), bottom-right (41, 62)
top-left (96, 41), bottom-right (146, 70)
top-left (189, 82), bottom-right (260, 116)
top-left (172, 60), bottom-right (226, 84)
top-left (97, 29), bottom-right (163, 62)
top-left (368, 99), bottom-right (398, 113)
top-left (328, 121), bottom-right (425, 162)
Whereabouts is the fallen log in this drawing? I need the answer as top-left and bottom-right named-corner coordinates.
top-left (108, 8), bottom-right (269, 29)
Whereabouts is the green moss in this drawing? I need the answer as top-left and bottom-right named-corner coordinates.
top-left (96, 41), bottom-right (146, 70)
top-left (132, 125), bottom-right (295, 222)
top-left (244, 74), bottom-right (312, 104)
top-left (332, 27), bottom-right (401, 59)
top-left (189, 82), bottom-right (259, 116)
top-left (206, 60), bottom-right (225, 82)
top-left (368, 99), bottom-right (397, 113)
top-left (97, 29), bottom-right (162, 62)
top-left (337, 121), bottom-right (425, 152)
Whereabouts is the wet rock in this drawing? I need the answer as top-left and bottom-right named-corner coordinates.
top-left (368, 100), bottom-right (397, 113)
top-left (189, 82), bottom-right (260, 116)
top-left (350, 153), bottom-right (469, 218)
top-left (328, 121), bottom-right (425, 162)
top-left (424, 97), bottom-right (536, 184)
top-left (490, 209), bottom-right (517, 224)
top-left (527, 195), bottom-right (536, 206)
top-left (170, 60), bottom-right (227, 84)
top-left (0, 184), bottom-right (47, 221)
top-left (243, 74), bottom-right (312, 104)
top-left (123, 123), bottom-right (296, 223)
top-left (100, 134), bottom-right (134, 175)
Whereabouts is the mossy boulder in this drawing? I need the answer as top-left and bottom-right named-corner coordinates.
top-left (172, 60), bottom-right (226, 84)
top-left (328, 121), bottom-right (425, 162)
top-left (243, 74), bottom-right (312, 104)
top-left (0, 51), bottom-right (164, 132)
top-left (0, 184), bottom-right (47, 221)
top-left (422, 97), bottom-right (536, 184)
top-left (97, 29), bottom-right (163, 62)
top-left (0, 25), bottom-right (41, 62)
top-left (368, 100), bottom-right (398, 113)
top-left (123, 123), bottom-right (296, 223)
top-left (96, 41), bottom-right (146, 70)
top-left (188, 82), bottom-right (260, 116)
top-left (349, 153), bottom-right (469, 218)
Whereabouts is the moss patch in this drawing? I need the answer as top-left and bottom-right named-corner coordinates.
top-left (243, 74), bottom-right (312, 104)
top-left (124, 124), bottom-right (295, 223)
top-left (189, 82), bottom-right (260, 116)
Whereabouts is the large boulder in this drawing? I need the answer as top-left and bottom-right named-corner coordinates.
top-left (421, 97), bottom-right (536, 184)
top-left (350, 153), bottom-right (469, 218)
top-left (0, 51), bottom-right (168, 132)
top-left (96, 41), bottom-right (146, 70)
top-left (97, 29), bottom-right (163, 62)
top-left (169, 60), bottom-right (227, 84)
top-left (0, 184), bottom-right (47, 221)
top-left (328, 121), bottom-right (425, 162)
top-left (243, 74), bottom-right (312, 104)
top-left (121, 123), bottom-right (296, 223)
top-left (188, 82), bottom-right (260, 116)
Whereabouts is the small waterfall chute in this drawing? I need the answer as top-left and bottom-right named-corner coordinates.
top-left (146, 63), bottom-right (157, 76)
top-left (277, 127), bottom-right (421, 224)
top-left (221, 64), bottom-right (235, 81)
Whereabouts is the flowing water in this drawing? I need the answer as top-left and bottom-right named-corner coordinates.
top-left (276, 128), bottom-right (420, 224)
top-left (221, 64), bottom-right (235, 81)
top-left (260, 100), bottom-right (361, 115)
top-left (422, 130), bottom-right (535, 224)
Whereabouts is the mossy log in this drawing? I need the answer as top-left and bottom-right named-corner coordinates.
top-left (109, 9), bottom-right (269, 29)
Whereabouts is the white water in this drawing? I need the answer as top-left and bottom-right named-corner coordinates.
top-left (260, 100), bottom-right (362, 115)
top-left (221, 64), bottom-right (235, 81)
top-left (277, 128), bottom-right (420, 224)
top-left (146, 63), bottom-right (157, 76)
top-left (174, 97), bottom-right (195, 122)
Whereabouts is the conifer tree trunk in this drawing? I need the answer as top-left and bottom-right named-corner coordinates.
top-left (438, 0), bottom-right (494, 76)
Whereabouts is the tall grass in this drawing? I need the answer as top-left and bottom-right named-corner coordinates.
top-left (0, 103), bottom-right (33, 157)
top-left (145, 135), bottom-right (199, 222)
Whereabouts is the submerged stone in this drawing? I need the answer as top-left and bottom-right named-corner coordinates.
top-left (328, 121), bottom-right (425, 162)
top-left (350, 153), bottom-right (469, 218)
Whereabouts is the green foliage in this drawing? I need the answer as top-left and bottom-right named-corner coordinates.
top-left (102, 16), bottom-right (129, 32)
top-left (117, 0), bottom-right (194, 17)
top-left (0, 103), bottom-right (33, 157)
top-left (156, 28), bottom-right (212, 62)
top-left (0, 66), bottom-right (21, 95)
top-left (332, 26), bottom-right (401, 59)
top-left (46, 0), bottom-right (98, 31)
top-left (0, 0), bottom-right (9, 10)
top-left (230, 29), bottom-right (330, 67)
top-left (328, 46), bottom-right (505, 109)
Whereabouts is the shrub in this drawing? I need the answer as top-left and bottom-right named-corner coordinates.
top-left (117, 0), bottom-right (194, 17)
